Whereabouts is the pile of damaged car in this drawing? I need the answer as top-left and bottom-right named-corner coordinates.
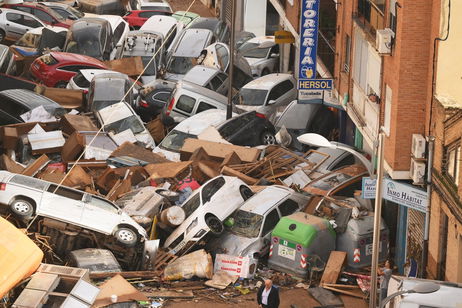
top-left (0, 1), bottom-right (420, 307)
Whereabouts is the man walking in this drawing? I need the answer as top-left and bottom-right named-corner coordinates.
top-left (257, 279), bottom-right (280, 308)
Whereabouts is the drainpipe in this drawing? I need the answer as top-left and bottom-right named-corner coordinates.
top-left (422, 136), bottom-right (435, 278)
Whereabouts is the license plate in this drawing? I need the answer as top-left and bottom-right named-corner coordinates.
top-left (278, 245), bottom-right (296, 260)
top-left (365, 242), bottom-right (382, 256)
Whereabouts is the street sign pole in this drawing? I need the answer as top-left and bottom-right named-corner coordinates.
top-left (226, 0), bottom-right (236, 120)
top-left (369, 132), bottom-right (385, 308)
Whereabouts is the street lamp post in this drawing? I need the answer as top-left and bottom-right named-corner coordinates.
top-left (379, 281), bottom-right (440, 308)
top-left (297, 133), bottom-right (374, 175)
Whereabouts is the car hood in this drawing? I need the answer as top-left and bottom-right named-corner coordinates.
top-left (208, 232), bottom-right (257, 257)
top-left (244, 57), bottom-right (265, 68)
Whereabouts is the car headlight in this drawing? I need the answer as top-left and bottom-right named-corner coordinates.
top-left (186, 217), bottom-right (198, 235)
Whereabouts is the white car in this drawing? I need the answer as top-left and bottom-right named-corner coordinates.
top-left (164, 176), bottom-right (254, 256)
top-left (140, 15), bottom-right (183, 52)
top-left (96, 102), bottom-right (155, 148)
top-left (0, 9), bottom-right (46, 43)
top-left (0, 171), bottom-right (147, 247)
top-left (238, 36), bottom-right (279, 77)
top-left (236, 73), bottom-right (297, 123)
top-left (154, 109), bottom-right (233, 161)
top-left (207, 185), bottom-right (310, 276)
top-left (66, 69), bottom-right (119, 91)
top-left (139, 0), bottom-right (172, 13)
top-left (98, 15), bottom-right (130, 59)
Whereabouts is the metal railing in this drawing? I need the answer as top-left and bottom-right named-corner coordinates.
top-left (356, 0), bottom-right (385, 37)
top-left (318, 29), bottom-right (336, 76)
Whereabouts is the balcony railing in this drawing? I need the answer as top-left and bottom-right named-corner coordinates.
top-left (318, 29), bottom-right (335, 76)
top-left (356, 0), bottom-right (385, 38)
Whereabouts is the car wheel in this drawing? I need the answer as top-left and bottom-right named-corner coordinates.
top-left (0, 30), bottom-right (5, 43)
top-left (55, 81), bottom-right (67, 88)
top-left (157, 189), bottom-right (180, 203)
top-left (10, 199), bottom-right (34, 218)
top-left (261, 131), bottom-right (276, 145)
top-left (114, 227), bottom-right (138, 247)
top-left (261, 68), bottom-right (270, 76)
top-left (205, 215), bottom-right (224, 235)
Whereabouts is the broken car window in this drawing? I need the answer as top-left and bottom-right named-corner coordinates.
top-left (278, 199), bottom-right (299, 217)
top-left (104, 115), bottom-right (145, 135)
top-left (229, 210), bottom-right (263, 238)
top-left (47, 184), bottom-right (84, 201)
top-left (261, 209), bottom-right (280, 236)
top-left (167, 56), bottom-right (194, 75)
top-left (159, 130), bottom-right (196, 152)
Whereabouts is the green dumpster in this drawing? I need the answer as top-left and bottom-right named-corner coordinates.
top-left (268, 212), bottom-right (336, 278)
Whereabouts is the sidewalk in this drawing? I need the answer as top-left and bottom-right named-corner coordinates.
top-left (167, 0), bottom-right (215, 17)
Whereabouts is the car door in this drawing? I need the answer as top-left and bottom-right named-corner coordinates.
top-left (258, 208), bottom-right (280, 254)
top-left (81, 194), bottom-right (121, 234)
top-left (40, 184), bottom-right (85, 224)
top-left (5, 12), bottom-right (40, 39)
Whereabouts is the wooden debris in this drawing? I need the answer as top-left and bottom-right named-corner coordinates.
top-left (221, 166), bottom-right (258, 185)
top-left (22, 154), bottom-right (50, 177)
top-left (154, 250), bottom-right (178, 271)
top-left (320, 251), bottom-right (347, 285)
top-left (143, 290), bottom-right (194, 299)
top-left (89, 271), bottom-right (161, 280)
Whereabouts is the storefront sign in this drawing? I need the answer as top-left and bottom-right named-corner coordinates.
top-left (275, 30), bottom-right (295, 44)
top-left (361, 177), bottom-right (428, 212)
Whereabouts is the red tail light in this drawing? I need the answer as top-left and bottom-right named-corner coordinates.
top-left (256, 112), bottom-right (266, 119)
top-left (82, 89), bottom-right (88, 94)
top-left (0, 183), bottom-right (6, 190)
top-left (139, 100), bottom-right (149, 108)
top-left (166, 97), bottom-right (175, 116)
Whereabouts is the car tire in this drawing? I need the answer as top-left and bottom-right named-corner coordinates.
top-left (9, 198), bottom-right (34, 219)
top-left (114, 227), bottom-right (138, 247)
top-left (205, 215), bottom-right (224, 235)
top-left (55, 81), bottom-right (67, 88)
top-left (157, 189), bottom-right (180, 203)
top-left (260, 131), bottom-right (276, 145)
top-left (261, 68), bottom-right (270, 76)
top-left (0, 30), bottom-right (5, 43)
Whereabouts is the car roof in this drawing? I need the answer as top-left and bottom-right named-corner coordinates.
top-left (176, 80), bottom-right (228, 103)
top-left (40, 2), bottom-right (70, 9)
top-left (245, 35), bottom-right (275, 45)
top-left (173, 28), bottom-right (213, 56)
top-left (49, 51), bottom-right (106, 65)
top-left (182, 65), bottom-right (220, 85)
top-left (0, 89), bottom-right (61, 109)
top-left (189, 17), bottom-right (220, 29)
top-left (172, 109), bottom-right (228, 134)
top-left (79, 69), bottom-right (118, 81)
top-left (239, 186), bottom-right (293, 215)
top-left (98, 102), bottom-right (133, 124)
top-left (242, 73), bottom-right (293, 90)
top-left (141, 15), bottom-right (177, 35)
top-left (72, 17), bottom-right (109, 29)
top-left (98, 14), bottom-right (126, 30)
top-left (0, 8), bottom-right (44, 22)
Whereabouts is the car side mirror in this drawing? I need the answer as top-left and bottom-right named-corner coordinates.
top-left (267, 100), bottom-right (276, 105)
top-left (270, 53), bottom-right (279, 58)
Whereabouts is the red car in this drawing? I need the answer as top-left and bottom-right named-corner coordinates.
top-left (123, 10), bottom-right (172, 29)
top-left (3, 2), bottom-right (73, 28)
top-left (30, 52), bottom-right (107, 87)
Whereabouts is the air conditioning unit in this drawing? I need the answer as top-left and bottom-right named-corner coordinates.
top-left (410, 158), bottom-right (426, 185)
top-left (376, 28), bottom-right (394, 54)
top-left (37, 264), bottom-right (90, 282)
top-left (412, 134), bottom-right (426, 159)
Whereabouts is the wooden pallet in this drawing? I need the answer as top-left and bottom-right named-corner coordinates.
top-left (154, 250), bottom-right (178, 271)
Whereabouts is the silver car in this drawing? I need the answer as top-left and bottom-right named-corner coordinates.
top-left (238, 36), bottom-right (279, 77)
top-left (0, 171), bottom-right (147, 247)
top-left (0, 8), bottom-right (45, 43)
top-left (207, 185), bottom-right (310, 276)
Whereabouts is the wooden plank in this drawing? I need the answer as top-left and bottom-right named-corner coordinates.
top-left (22, 154), bottom-right (50, 177)
top-left (321, 285), bottom-right (366, 299)
top-left (0, 154), bottom-right (25, 173)
top-left (143, 290), bottom-right (194, 299)
top-left (221, 166), bottom-right (258, 185)
top-left (104, 56), bottom-right (144, 77)
top-left (320, 251), bottom-right (347, 285)
top-left (89, 271), bottom-right (161, 280)
top-left (145, 161), bottom-right (192, 180)
top-left (322, 283), bottom-right (360, 289)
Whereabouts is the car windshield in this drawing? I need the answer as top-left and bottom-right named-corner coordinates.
top-left (66, 28), bottom-right (103, 59)
top-left (239, 42), bottom-right (270, 58)
top-left (229, 210), bottom-right (263, 238)
top-left (159, 130), bottom-right (196, 152)
top-left (167, 56), bottom-right (194, 75)
top-left (238, 88), bottom-right (268, 106)
top-left (15, 32), bottom-right (41, 48)
top-left (94, 80), bottom-right (127, 101)
top-left (104, 115), bottom-right (145, 134)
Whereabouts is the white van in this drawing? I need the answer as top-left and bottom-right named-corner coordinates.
top-left (162, 80), bottom-right (228, 123)
top-left (140, 15), bottom-right (183, 52)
